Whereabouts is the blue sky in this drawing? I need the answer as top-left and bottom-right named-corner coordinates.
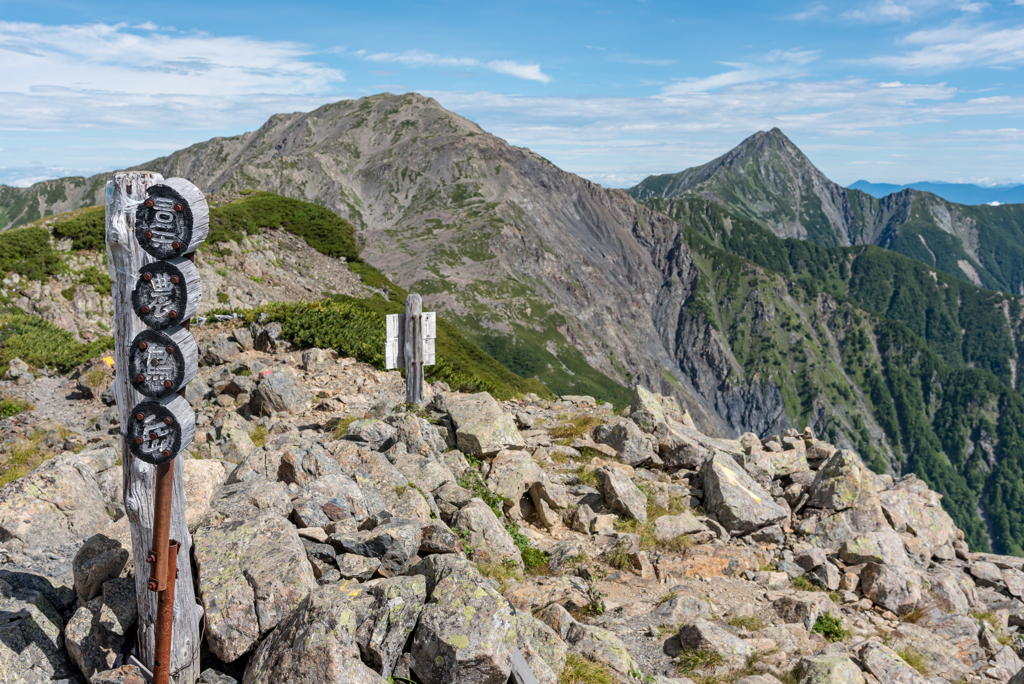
top-left (2, 0), bottom-right (1024, 189)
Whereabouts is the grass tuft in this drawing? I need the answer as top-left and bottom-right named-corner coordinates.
top-left (249, 424), bottom-right (268, 448)
top-left (896, 646), bottom-right (930, 677)
top-left (559, 654), bottom-right (615, 684)
top-left (550, 415), bottom-right (601, 440)
top-left (0, 396), bottom-right (33, 418)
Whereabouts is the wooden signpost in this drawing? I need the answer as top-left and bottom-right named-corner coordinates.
top-left (385, 294), bottom-right (436, 403)
top-left (106, 171), bottom-right (204, 684)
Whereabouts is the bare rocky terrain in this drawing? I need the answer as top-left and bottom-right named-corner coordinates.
top-left (2, 321), bottom-right (1024, 684)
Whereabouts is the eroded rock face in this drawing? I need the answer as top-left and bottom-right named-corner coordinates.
top-left (452, 499), bottom-right (523, 568)
top-left (806, 450), bottom-right (871, 511)
top-left (242, 583), bottom-right (381, 684)
top-left (194, 511), bottom-right (317, 662)
top-left (410, 573), bottom-right (518, 684)
top-left (595, 466), bottom-right (648, 524)
top-left (440, 392), bottom-right (525, 455)
top-left (701, 450), bottom-right (786, 533)
top-left (0, 453), bottom-right (109, 548)
top-left (356, 575), bottom-right (428, 678)
top-left (0, 571), bottom-right (77, 684)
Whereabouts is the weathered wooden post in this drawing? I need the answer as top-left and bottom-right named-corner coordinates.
top-left (385, 294), bottom-right (436, 403)
top-left (106, 172), bottom-right (204, 684)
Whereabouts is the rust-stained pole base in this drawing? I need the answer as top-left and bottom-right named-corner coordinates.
top-left (152, 538), bottom-right (179, 684)
top-left (148, 461), bottom-right (176, 684)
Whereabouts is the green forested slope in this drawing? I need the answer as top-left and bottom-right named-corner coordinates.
top-left (654, 196), bottom-right (1024, 554)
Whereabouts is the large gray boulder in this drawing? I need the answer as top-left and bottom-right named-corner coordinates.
top-left (356, 575), bottom-right (428, 678)
top-left (859, 641), bottom-right (928, 684)
top-left (806, 450), bottom-right (871, 511)
top-left (629, 386), bottom-right (665, 431)
top-left (242, 583), bottom-right (381, 684)
top-left (795, 655), bottom-right (865, 684)
top-left (593, 418), bottom-right (656, 467)
top-left (700, 450), bottom-right (786, 533)
top-left (65, 596), bottom-right (124, 680)
top-left (73, 533), bottom-right (129, 602)
top-left (329, 519), bottom-right (422, 577)
top-left (452, 499), bottom-right (523, 568)
top-left (410, 573), bottom-right (518, 684)
top-left (594, 466), bottom-right (648, 524)
top-left (248, 368), bottom-right (311, 415)
top-left (0, 452), bottom-right (109, 548)
top-left (861, 563), bottom-right (922, 615)
top-left (0, 571), bottom-right (78, 684)
top-left (677, 618), bottom-right (753, 670)
top-left (194, 510), bottom-right (317, 662)
top-left (440, 392), bottom-right (525, 456)
top-left (486, 449), bottom-right (544, 502)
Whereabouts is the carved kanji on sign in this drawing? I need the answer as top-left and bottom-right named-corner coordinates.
top-left (128, 327), bottom-right (198, 399)
top-left (134, 178), bottom-right (210, 260)
top-left (131, 258), bottom-right (201, 330)
top-left (127, 396), bottom-right (195, 466)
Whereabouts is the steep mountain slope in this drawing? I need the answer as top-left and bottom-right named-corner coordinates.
top-left (0, 94), bottom-right (797, 436)
top-left (628, 129), bottom-right (1024, 295)
top-left (8, 95), bottom-right (1024, 552)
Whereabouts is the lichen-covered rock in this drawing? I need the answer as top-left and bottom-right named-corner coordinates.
top-left (452, 499), bottom-right (523, 568)
top-left (517, 612), bottom-right (567, 677)
top-left (700, 451), bottom-right (786, 533)
top-left (65, 595), bottom-right (124, 680)
top-left (0, 452), bottom-right (110, 548)
top-left (249, 368), bottom-right (311, 415)
top-left (440, 391), bottom-right (525, 455)
top-left (839, 530), bottom-right (911, 567)
top-left (194, 511), bottom-right (318, 662)
top-left (73, 532), bottom-right (129, 602)
top-left (629, 385), bottom-right (665, 432)
top-left (0, 572), bottom-right (77, 684)
top-left (653, 511), bottom-right (705, 542)
top-left (653, 421), bottom-right (712, 470)
top-left (93, 665), bottom-right (149, 684)
top-left (486, 449), bottom-right (543, 501)
top-left (594, 466), bottom-right (648, 524)
top-left (98, 577), bottom-right (137, 636)
top-left (410, 573), bottom-right (518, 684)
top-left (677, 618), bottom-right (753, 669)
top-left (329, 519), bottom-right (422, 577)
top-left (861, 563), bottom-right (922, 616)
top-left (806, 450), bottom-right (871, 511)
top-left (356, 575), bottom-right (427, 678)
top-left (182, 459), bottom-right (229, 531)
top-left (859, 641), bottom-right (928, 684)
top-left (795, 655), bottom-right (865, 684)
top-left (593, 417), bottom-right (656, 466)
top-left (242, 582), bottom-right (381, 684)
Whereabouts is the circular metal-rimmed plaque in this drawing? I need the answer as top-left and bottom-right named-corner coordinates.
top-left (134, 178), bottom-right (209, 259)
top-left (128, 327), bottom-right (198, 399)
top-left (127, 395), bottom-right (196, 465)
top-left (130, 258), bottom-right (201, 330)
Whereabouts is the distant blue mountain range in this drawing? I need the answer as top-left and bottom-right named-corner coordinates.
top-left (849, 180), bottom-right (1024, 206)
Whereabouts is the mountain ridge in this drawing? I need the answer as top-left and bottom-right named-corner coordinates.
top-left (850, 179), bottom-right (1024, 206)
top-left (628, 129), bottom-right (1024, 295)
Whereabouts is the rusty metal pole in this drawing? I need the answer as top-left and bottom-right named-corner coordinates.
top-left (152, 538), bottom-right (180, 684)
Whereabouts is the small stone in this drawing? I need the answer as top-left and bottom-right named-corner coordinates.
top-left (98, 577), bottom-right (137, 636)
top-left (73, 534), bottom-right (130, 603)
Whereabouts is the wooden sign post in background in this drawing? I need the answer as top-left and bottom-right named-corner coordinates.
top-left (385, 294), bottom-right (436, 403)
top-left (106, 172), bottom-right (204, 684)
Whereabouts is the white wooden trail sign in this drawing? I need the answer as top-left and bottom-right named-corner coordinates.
top-left (385, 294), bottom-right (435, 403)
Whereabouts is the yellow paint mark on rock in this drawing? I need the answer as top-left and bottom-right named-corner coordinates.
top-left (719, 463), bottom-right (761, 503)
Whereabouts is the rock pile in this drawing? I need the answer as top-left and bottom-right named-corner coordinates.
top-left (2, 323), bottom-right (1024, 683)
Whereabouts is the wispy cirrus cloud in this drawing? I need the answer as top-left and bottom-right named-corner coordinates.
top-left (0, 21), bottom-right (344, 130)
top-left (355, 49), bottom-right (551, 83)
top-left (661, 49), bottom-right (819, 94)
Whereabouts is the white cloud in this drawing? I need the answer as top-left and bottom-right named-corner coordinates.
top-left (661, 49), bottom-right (819, 94)
top-left (873, 22), bottom-right (1024, 70)
top-left (845, 0), bottom-right (916, 22)
top-left (358, 49), bottom-right (551, 83)
top-left (0, 21), bottom-right (345, 130)
top-left (484, 61), bottom-right (550, 83)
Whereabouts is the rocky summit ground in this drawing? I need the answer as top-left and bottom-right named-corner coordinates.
top-left (2, 322), bottom-right (1024, 684)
